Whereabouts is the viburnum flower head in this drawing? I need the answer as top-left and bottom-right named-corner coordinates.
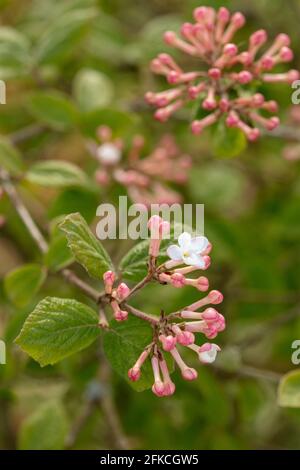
top-left (90, 126), bottom-right (191, 205)
top-left (127, 216), bottom-right (225, 397)
top-left (146, 5), bottom-right (299, 140)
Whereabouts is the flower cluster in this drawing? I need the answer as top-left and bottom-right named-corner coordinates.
top-left (146, 6), bottom-right (299, 141)
top-left (88, 126), bottom-right (191, 205)
top-left (128, 215), bottom-right (225, 397)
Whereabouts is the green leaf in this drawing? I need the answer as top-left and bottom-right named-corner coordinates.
top-left (34, 8), bottom-right (97, 65)
top-left (18, 400), bottom-right (69, 450)
top-left (103, 316), bottom-right (153, 392)
top-left (73, 68), bottom-right (114, 112)
top-left (16, 297), bottom-right (100, 366)
top-left (59, 212), bottom-right (113, 280)
top-left (45, 222), bottom-right (74, 272)
top-left (26, 91), bottom-right (79, 130)
top-left (26, 160), bottom-right (87, 188)
top-left (212, 121), bottom-right (247, 158)
top-left (4, 264), bottom-right (47, 307)
top-left (278, 370), bottom-right (300, 408)
top-left (0, 27), bottom-right (30, 79)
top-left (0, 137), bottom-right (24, 175)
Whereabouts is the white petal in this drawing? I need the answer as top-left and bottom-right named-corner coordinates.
top-left (167, 245), bottom-right (183, 261)
top-left (183, 253), bottom-right (200, 266)
top-left (178, 232), bottom-right (192, 249)
top-left (199, 344), bottom-right (220, 363)
top-left (193, 254), bottom-right (206, 269)
top-left (190, 236), bottom-right (209, 254)
top-left (97, 143), bottom-right (121, 165)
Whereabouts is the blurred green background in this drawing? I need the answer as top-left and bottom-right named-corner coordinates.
top-left (0, 0), bottom-right (300, 450)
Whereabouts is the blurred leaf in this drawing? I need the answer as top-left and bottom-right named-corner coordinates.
top-left (4, 264), bottom-right (46, 307)
top-left (73, 68), bottom-right (114, 112)
top-left (26, 160), bottom-right (87, 188)
top-left (45, 223), bottom-right (74, 272)
top-left (18, 400), bottom-right (68, 450)
top-left (34, 8), bottom-right (97, 65)
top-left (139, 14), bottom-right (182, 61)
top-left (278, 370), bottom-right (300, 408)
top-left (16, 297), bottom-right (100, 366)
top-left (212, 122), bottom-right (247, 158)
top-left (0, 27), bottom-right (30, 78)
top-left (0, 137), bottom-right (24, 175)
top-left (81, 108), bottom-right (138, 138)
top-left (103, 316), bottom-right (153, 392)
top-left (48, 187), bottom-right (98, 223)
top-left (59, 212), bottom-right (113, 279)
top-left (26, 91), bottom-right (78, 130)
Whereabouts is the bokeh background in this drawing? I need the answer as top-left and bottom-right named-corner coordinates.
top-left (0, 0), bottom-right (300, 450)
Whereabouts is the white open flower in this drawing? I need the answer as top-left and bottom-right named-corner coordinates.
top-left (96, 143), bottom-right (121, 165)
top-left (198, 343), bottom-right (221, 364)
top-left (167, 232), bottom-right (209, 268)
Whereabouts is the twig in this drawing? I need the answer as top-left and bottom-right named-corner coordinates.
top-left (65, 399), bottom-right (96, 448)
top-left (235, 303), bottom-right (300, 349)
top-left (0, 168), bottom-right (48, 253)
top-left (264, 125), bottom-right (300, 142)
top-left (0, 168), bottom-right (103, 302)
top-left (98, 352), bottom-right (130, 450)
top-left (9, 124), bottom-right (46, 145)
top-left (61, 269), bottom-right (101, 303)
top-left (124, 303), bottom-right (159, 325)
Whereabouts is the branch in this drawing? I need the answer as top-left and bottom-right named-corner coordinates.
top-left (0, 167), bottom-right (103, 303)
top-left (0, 168), bottom-right (48, 253)
top-left (124, 303), bottom-right (159, 325)
top-left (9, 124), bottom-right (46, 145)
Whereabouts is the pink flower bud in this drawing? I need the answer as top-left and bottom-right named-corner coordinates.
top-left (174, 328), bottom-right (195, 346)
top-left (219, 98), bottom-right (230, 112)
top-left (202, 307), bottom-right (219, 321)
top-left (260, 56), bottom-right (275, 70)
top-left (128, 367), bottom-right (141, 381)
top-left (208, 290), bottom-right (224, 304)
top-left (182, 367), bottom-right (198, 381)
top-left (116, 283), bottom-right (130, 301)
top-left (223, 43), bottom-right (238, 56)
top-left (226, 112), bottom-right (239, 127)
top-left (238, 71), bottom-right (253, 84)
top-left (159, 334), bottom-right (177, 351)
top-left (231, 12), bottom-right (245, 27)
top-left (193, 6), bottom-right (208, 22)
top-left (103, 270), bottom-right (115, 294)
top-left (114, 309), bottom-right (128, 322)
top-left (266, 116), bottom-right (280, 131)
top-left (218, 7), bottom-right (230, 22)
top-left (164, 31), bottom-right (176, 45)
top-left (253, 93), bottom-right (265, 106)
top-left (275, 33), bottom-right (291, 48)
top-left (280, 47), bottom-right (294, 62)
top-left (250, 29), bottom-right (267, 46)
top-left (196, 276), bottom-right (209, 292)
top-left (152, 381), bottom-right (166, 397)
top-left (208, 68), bottom-right (221, 79)
top-left (170, 272), bottom-right (186, 288)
